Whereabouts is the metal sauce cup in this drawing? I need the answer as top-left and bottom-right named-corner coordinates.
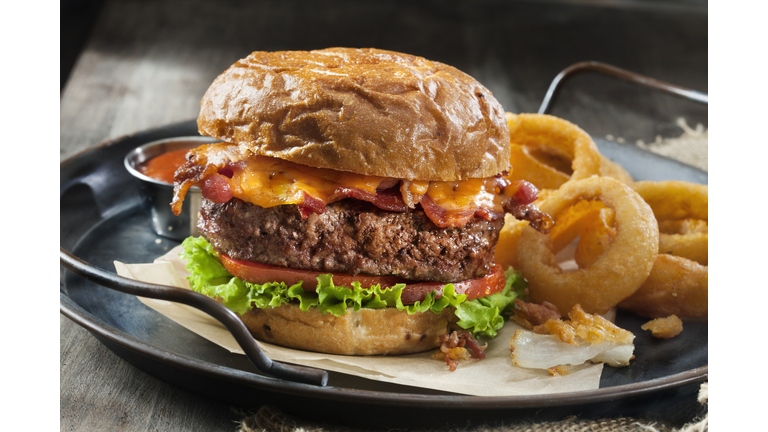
top-left (124, 137), bottom-right (219, 240)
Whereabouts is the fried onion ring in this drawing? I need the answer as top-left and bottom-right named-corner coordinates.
top-left (632, 181), bottom-right (708, 221)
top-left (507, 143), bottom-right (570, 190)
top-left (614, 180), bottom-right (709, 317)
top-left (599, 155), bottom-right (633, 184)
top-left (658, 217), bottom-right (708, 265)
top-left (495, 215), bottom-right (529, 269)
top-left (658, 218), bottom-right (708, 235)
top-left (574, 207), bottom-right (616, 269)
top-left (504, 113), bottom-right (602, 190)
top-left (517, 177), bottom-right (658, 315)
top-left (659, 232), bottom-right (708, 266)
top-left (618, 254), bottom-right (708, 319)
top-left (547, 199), bottom-right (612, 254)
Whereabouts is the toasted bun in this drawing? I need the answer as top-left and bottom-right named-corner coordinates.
top-left (239, 304), bottom-right (456, 355)
top-left (198, 48), bottom-right (510, 181)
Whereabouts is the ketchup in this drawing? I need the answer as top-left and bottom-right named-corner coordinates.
top-left (139, 149), bottom-right (190, 183)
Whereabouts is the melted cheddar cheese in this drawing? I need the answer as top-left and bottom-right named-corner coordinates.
top-left (175, 142), bottom-right (513, 225)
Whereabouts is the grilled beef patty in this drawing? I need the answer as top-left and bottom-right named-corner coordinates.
top-left (198, 198), bottom-right (503, 283)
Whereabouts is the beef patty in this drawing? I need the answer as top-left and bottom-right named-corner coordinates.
top-left (198, 198), bottom-right (503, 283)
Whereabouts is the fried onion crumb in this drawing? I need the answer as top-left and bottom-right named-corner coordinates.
top-left (641, 315), bottom-right (684, 339)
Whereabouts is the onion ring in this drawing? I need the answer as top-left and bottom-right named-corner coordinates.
top-left (496, 198), bottom-right (613, 270)
top-left (573, 207), bottom-right (616, 269)
top-left (632, 181), bottom-right (708, 221)
top-left (517, 177), bottom-right (658, 315)
top-left (658, 218), bottom-right (708, 235)
top-left (547, 199), bottom-right (611, 254)
top-left (658, 218), bottom-right (708, 265)
top-left (599, 155), bottom-right (633, 184)
top-left (613, 181), bottom-right (709, 318)
top-left (495, 215), bottom-right (529, 269)
top-left (618, 254), bottom-right (708, 318)
top-left (504, 113), bottom-right (602, 190)
top-left (507, 143), bottom-right (570, 190)
top-left (659, 232), bottom-right (708, 266)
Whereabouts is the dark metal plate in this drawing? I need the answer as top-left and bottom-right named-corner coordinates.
top-left (60, 120), bottom-right (707, 429)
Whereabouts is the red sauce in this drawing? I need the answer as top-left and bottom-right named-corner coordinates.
top-left (139, 149), bottom-right (190, 183)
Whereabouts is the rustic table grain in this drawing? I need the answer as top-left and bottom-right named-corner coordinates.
top-left (60, 1), bottom-right (707, 430)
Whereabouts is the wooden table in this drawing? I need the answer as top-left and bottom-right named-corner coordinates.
top-left (60, 1), bottom-right (707, 430)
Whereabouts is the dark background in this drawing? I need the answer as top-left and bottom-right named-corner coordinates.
top-left (61, 0), bottom-right (707, 147)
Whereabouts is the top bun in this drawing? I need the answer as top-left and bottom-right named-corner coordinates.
top-left (198, 48), bottom-right (510, 181)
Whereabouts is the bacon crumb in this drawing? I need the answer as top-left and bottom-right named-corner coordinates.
top-left (433, 330), bottom-right (487, 371)
top-left (511, 299), bottom-right (561, 329)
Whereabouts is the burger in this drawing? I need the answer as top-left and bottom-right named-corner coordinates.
top-left (171, 48), bottom-right (551, 356)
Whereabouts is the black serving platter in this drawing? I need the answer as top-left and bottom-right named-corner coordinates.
top-left (60, 120), bottom-right (708, 429)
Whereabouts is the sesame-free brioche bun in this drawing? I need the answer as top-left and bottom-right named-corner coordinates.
top-left (198, 48), bottom-right (510, 181)
top-left (240, 304), bottom-right (456, 355)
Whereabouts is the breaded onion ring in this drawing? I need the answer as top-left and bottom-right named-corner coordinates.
top-left (573, 207), bottom-right (616, 269)
top-left (517, 177), bottom-right (658, 315)
top-left (659, 232), bottom-right (708, 266)
top-left (657, 217), bottom-right (708, 265)
top-left (547, 199), bottom-right (612, 254)
top-left (658, 218), bottom-right (708, 235)
top-left (618, 254), bottom-right (708, 319)
top-left (504, 113), bottom-right (602, 190)
top-left (496, 198), bottom-right (613, 270)
top-left (506, 143), bottom-right (570, 190)
top-left (615, 180), bottom-right (709, 318)
top-left (495, 215), bottom-right (529, 269)
top-left (632, 181), bottom-right (708, 221)
top-left (599, 155), bottom-right (633, 184)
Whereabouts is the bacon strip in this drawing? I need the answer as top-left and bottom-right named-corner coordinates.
top-left (199, 174), bottom-right (233, 204)
top-left (297, 192), bottom-right (326, 218)
top-left (420, 195), bottom-right (476, 228)
top-left (326, 187), bottom-right (409, 212)
top-left (172, 156), bottom-right (218, 215)
top-left (507, 203), bottom-right (554, 234)
top-left (171, 145), bottom-right (552, 230)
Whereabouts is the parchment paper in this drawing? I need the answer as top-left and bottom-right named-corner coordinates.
top-left (114, 245), bottom-right (604, 396)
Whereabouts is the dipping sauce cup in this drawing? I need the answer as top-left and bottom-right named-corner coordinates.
top-left (124, 137), bottom-right (219, 240)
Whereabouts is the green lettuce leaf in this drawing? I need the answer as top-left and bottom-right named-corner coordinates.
top-left (180, 236), bottom-right (525, 338)
top-left (452, 267), bottom-right (527, 338)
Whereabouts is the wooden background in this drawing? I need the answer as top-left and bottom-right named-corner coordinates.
top-left (60, 1), bottom-right (707, 430)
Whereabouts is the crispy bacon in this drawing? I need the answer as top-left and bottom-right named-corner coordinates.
top-left (420, 195), bottom-right (476, 228)
top-left (327, 187), bottom-right (409, 213)
top-left (172, 157), bottom-right (214, 215)
top-left (504, 179), bottom-right (539, 206)
top-left (297, 192), bottom-right (326, 218)
top-left (199, 174), bottom-right (233, 204)
top-left (511, 299), bottom-right (561, 330)
top-left (368, 188), bottom-right (410, 212)
top-left (436, 330), bottom-right (487, 371)
top-left (170, 144), bottom-right (553, 230)
top-left (507, 203), bottom-right (554, 234)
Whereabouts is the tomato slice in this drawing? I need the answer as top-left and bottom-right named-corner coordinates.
top-left (218, 254), bottom-right (506, 305)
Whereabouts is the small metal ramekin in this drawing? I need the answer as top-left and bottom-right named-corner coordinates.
top-left (124, 136), bottom-right (219, 240)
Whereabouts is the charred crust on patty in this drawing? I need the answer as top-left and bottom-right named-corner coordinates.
top-left (199, 198), bottom-right (503, 283)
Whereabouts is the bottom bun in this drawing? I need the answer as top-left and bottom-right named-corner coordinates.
top-left (239, 304), bottom-right (456, 355)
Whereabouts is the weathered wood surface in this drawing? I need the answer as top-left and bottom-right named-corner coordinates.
top-left (60, 1), bottom-right (707, 430)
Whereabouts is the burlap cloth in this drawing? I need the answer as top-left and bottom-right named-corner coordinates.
top-left (237, 120), bottom-right (708, 432)
top-left (240, 382), bottom-right (708, 431)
